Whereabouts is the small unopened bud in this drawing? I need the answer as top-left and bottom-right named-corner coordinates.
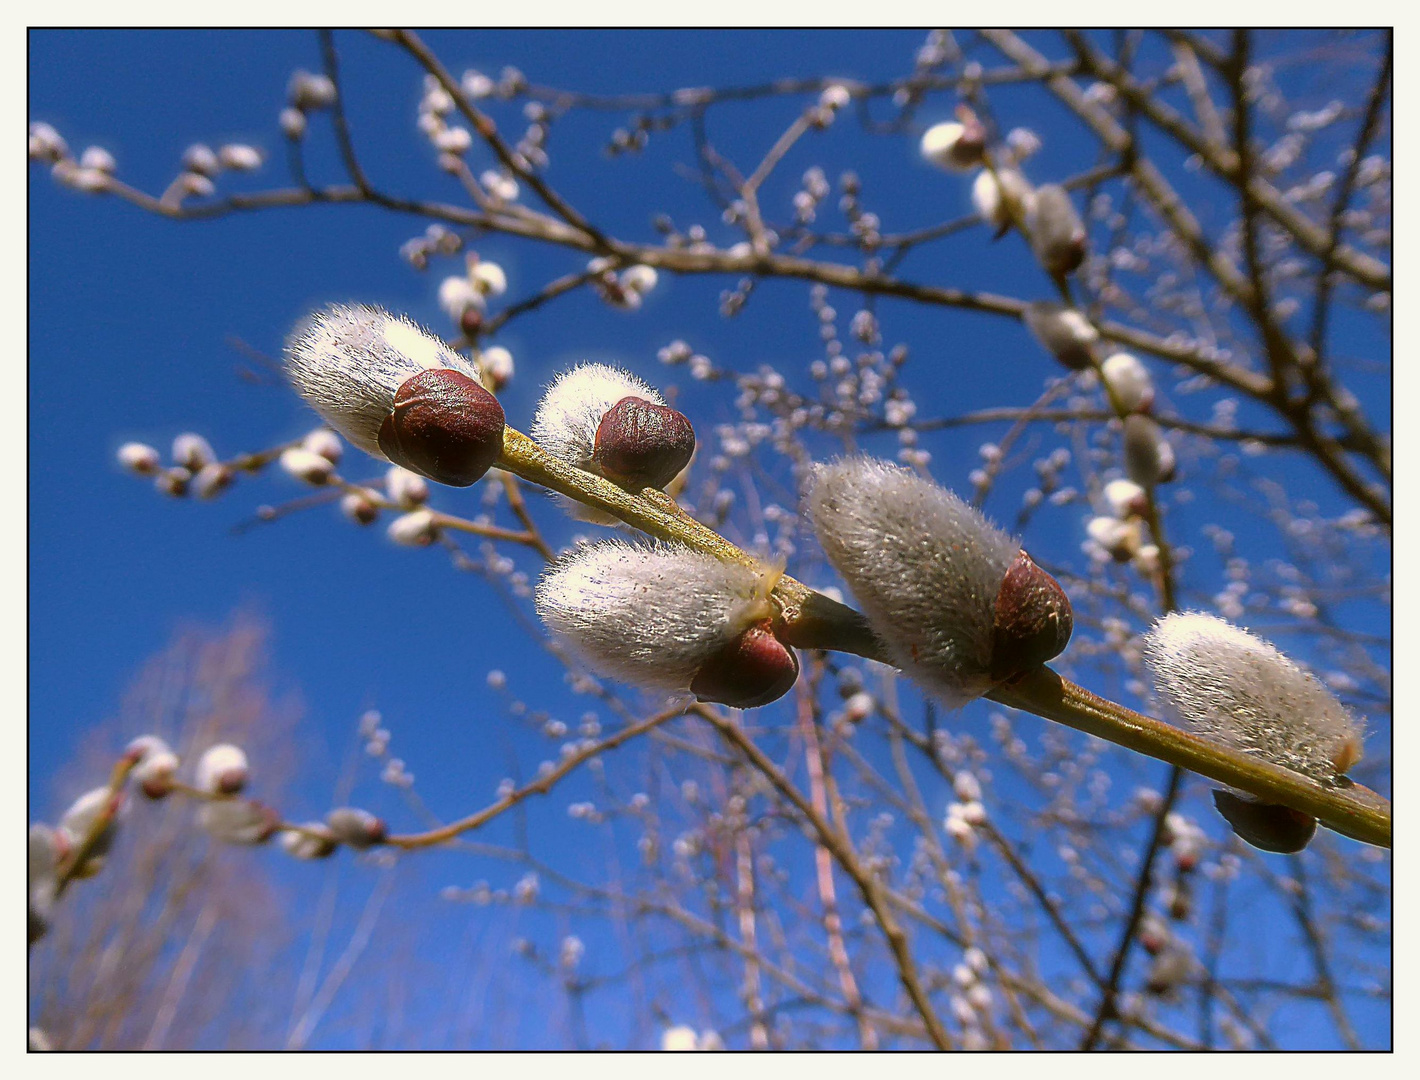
top-left (28, 121), bottom-right (68, 162)
top-left (127, 736), bottom-right (180, 799)
top-left (1026, 184), bottom-right (1087, 275)
top-left (325, 806), bottom-right (387, 849)
top-left (156, 468), bottom-right (190, 497)
top-left (386, 466), bottom-right (429, 508)
top-left (79, 146), bottom-right (116, 173)
top-left (480, 345), bottom-right (514, 391)
top-left (195, 743), bottom-right (249, 794)
top-left (1142, 612), bottom-right (1365, 784)
top-left (218, 144), bottom-right (263, 171)
top-left (1102, 353), bottom-right (1154, 413)
top-left (172, 432), bottom-right (216, 471)
top-left (1145, 948), bottom-right (1194, 997)
top-left (388, 508), bottom-right (439, 546)
top-left (536, 542), bottom-right (794, 705)
top-left (280, 823), bottom-right (339, 859)
top-left (972, 167), bottom-right (1035, 231)
top-left (285, 305), bottom-right (503, 485)
top-left (807, 456), bottom-right (1070, 707)
top-left (661, 1026), bottom-right (699, 1052)
top-left (434, 125), bottom-right (472, 154)
top-left (1023, 303), bottom-right (1098, 371)
top-left (117, 442), bottom-right (160, 475)
top-left (280, 107), bottom-right (308, 140)
top-left (534, 364), bottom-right (693, 491)
top-left (279, 446), bottom-right (335, 485)
top-left (59, 786), bottom-right (123, 875)
top-left (302, 428), bottom-right (343, 463)
top-left (341, 491), bottom-right (380, 525)
top-left (288, 70), bottom-right (336, 110)
top-left (920, 118), bottom-right (986, 171)
top-left (1103, 478), bottom-right (1148, 519)
top-left (439, 276), bottom-right (485, 323)
top-left (1087, 514), bottom-right (1141, 561)
top-left (620, 265), bottom-right (659, 296)
top-left (181, 144), bottom-right (219, 177)
top-left (1123, 415), bottom-right (1176, 487)
top-left (471, 261), bottom-right (508, 297)
top-left (1211, 790), bottom-right (1317, 854)
top-left (199, 800), bottom-right (280, 845)
top-left (193, 464), bottom-right (233, 499)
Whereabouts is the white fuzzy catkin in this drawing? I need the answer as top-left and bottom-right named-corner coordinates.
top-left (284, 303), bottom-right (481, 460)
top-left (1142, 612), bottom-right (1364, 782)
top-left (195, 743), bottom-right (249, 794)
top-left (806, 456), bottom-right (1020, 708)
top-left (1102, 353), bottom-right (1154, 413)
top-left (198, 800), bottom-right (277, 845)
top-left (532, 363), bottom-right (664, 470)
top-left (972, 167), bottom-right (1035, 229)
top-left (535, 542), bottom-right (775, 693)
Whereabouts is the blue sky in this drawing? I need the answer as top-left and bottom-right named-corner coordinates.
top-left (28, 30), bottom-right (1390, 1049)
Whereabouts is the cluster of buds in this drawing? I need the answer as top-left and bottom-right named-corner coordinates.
top-left (438, 255), bottom-right (508, 336)
top-left (416, 74), bottom-right (474, 163)
top-left (1084, 478), bottom-right (1158, 572)
top-left (118, 432), bottom-right (238, 500)
top-left (284, 304), bottom-right (506, 488)
top-left (281, 69), bottom-right (337, 140)
top-left (590, 260), bottom-right (660, 311)
top-left (806, 456), bottom-right (1072, 709)
top-left (400, 222), bottom-right (463, 270)
top-left (919, 106), bottom-right (988, 172)
top-left (532, 363), bottom-right (695, 498)
top-left (535, 542), bottom-right (799, 709)
top-left (1143, 612), bottom-right (1365, 852)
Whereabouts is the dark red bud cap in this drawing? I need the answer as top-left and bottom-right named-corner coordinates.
top-left (378, 368), bottom-right (506, 487)
top-left (592, 396), bottom-right (696, 491)
top-left (690, 621), bottom-right (800, 709)
top-left (990, 551), bottom-right (1074, 681)
top-left (1211, 790), bottom-right (1317, 854)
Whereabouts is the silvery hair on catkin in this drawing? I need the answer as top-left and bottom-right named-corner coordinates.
top-left (534, 541), bottom-right (771, 693)
top-left (806, 456), bottom-right (1020, 708)
top-left (284, 303), bottom-right (480, 459)
top-left (532, 363), bottom-right (664, 471)
top-left (1142, 611), bottom-right (1364, 782)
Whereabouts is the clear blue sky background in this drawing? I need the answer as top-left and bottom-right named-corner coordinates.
top-left (29, 30), bottom-right (1389, 1048)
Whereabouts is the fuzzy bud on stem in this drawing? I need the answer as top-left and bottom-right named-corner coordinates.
top-left (195, 743), bottom-right (249, 795)
top-left (199, 800), bottom-right (280, 845)
top-left (535, 542), bottom-right (797, 707)
top-left (1123, 415), bottom-right (1176, 487)
top-left (1142, 612), bottom-right (1365, 787)
top-left (806, 456), bottom-right (1071, 708)
top-left (285, 304), bottom-right (505, 486)
top-left (325, 807), bottom-right (387, 849)
top-left (280, 823), bottom-right (339, 859)
top-left (127, 736), bottom-right (180, 799)
top-left (1026, 184), bottom-right (1088, 276)
top-left (1023, 303), bottom-right (1099, 371)
top-left (533, 364), bottom-right (695, 493)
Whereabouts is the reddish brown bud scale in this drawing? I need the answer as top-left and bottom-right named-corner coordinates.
top-left (1211, 790), bottom-right (1317, 854)
top-left (690, 621), bottom-right (799, 709)
top-left (378, 368), bottom-right (506, 487)
top-left (989, 551), bottom-right (1073, 681)
top-left (592, 396), bottom-right (696, 490)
